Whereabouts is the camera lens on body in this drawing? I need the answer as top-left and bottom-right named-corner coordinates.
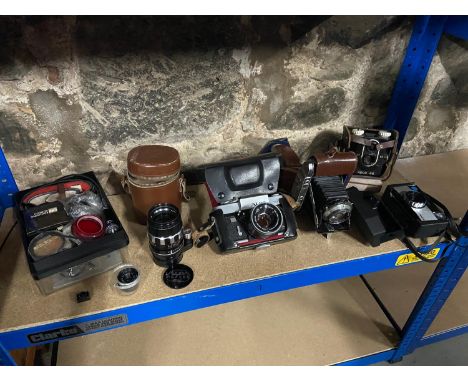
top-left (249, 203), bottom-right (284, 239)
top-left (322, 202), bottom-right (353, 225)
top-left (148, 203), bottom-right (192, 267)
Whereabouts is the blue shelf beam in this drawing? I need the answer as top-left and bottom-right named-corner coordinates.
top-left (0, 148), bottom-right (18, 215)
top-left (0, 242), bottom-right (449, 351)
top-left (390, 232), bottom-right (468, 362)
top-left (384, 16), bottom-right (447, 148)
top-left (444, 16), bottom-right (468, 41)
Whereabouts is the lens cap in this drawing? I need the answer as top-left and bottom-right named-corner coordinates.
top-left (163, 264), bottom-right (194, 289)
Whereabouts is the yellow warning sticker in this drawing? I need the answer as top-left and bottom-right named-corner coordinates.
top-left (395, 248), bottom-right (440, 266)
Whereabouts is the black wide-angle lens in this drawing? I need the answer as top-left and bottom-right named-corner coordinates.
top-left (249, 203), bottom-right (283, 238)
top-left (148, 203), bottom-right (186, 267)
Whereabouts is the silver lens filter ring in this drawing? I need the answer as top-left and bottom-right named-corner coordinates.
top-left (113, 264), bottom-right (140, 294)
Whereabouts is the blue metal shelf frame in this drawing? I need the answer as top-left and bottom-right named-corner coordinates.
top-left (0, 148), bottom-right (18, 221)
top-left (1, 15), bottom-right (468, 366)
top-left (0, 242), bottom-right (449, 352)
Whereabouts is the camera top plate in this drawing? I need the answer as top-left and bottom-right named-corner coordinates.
top-left (205, 153), bottom-right (281, 205)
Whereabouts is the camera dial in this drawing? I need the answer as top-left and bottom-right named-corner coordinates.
top-left (249, 203), bottom-right (284, 238)
top-left (405, 191), bottom-right (427, 209)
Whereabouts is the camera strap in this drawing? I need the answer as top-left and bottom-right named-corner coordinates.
top-left (194, 218), bottom-right (215, 248)
top-left (350, 136), bottom-right (395, 150)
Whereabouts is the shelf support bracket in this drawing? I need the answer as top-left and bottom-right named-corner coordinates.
top-left (0, 148), bottom-right (18, 221)
top-left (390, 211), bottom-right (468, 362)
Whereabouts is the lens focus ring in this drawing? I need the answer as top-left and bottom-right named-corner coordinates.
top-left (249, 203), bottom-right (284, 239)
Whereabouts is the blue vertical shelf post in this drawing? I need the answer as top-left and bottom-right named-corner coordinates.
top-left (391, 215), bottom-right (468, 362)
top-left (0, 148), bottom-right (18, 221)
top-left (383, 16), bottom-right (447, 148)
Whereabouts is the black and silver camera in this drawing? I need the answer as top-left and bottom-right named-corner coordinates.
top-left (381, 183), bottom-right (449, 238)
top-left (342, 126), bottom-right (398, 178)
top-left (308, 175), bottom-right (353, 234)
top-left (286, 147), bottom-right (357, 235)
top-left (204, 154), bottom-right (297, 253)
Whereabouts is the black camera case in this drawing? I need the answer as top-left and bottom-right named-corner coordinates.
top-left (348, 187), bottom-right (404, 247)
top-left (381, 183), bottom-right (449, 238)
top-left (204, 153), bottom-right (297, 253)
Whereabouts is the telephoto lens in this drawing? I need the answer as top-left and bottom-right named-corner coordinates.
top-left (148, 203), bottom-right (193, 267)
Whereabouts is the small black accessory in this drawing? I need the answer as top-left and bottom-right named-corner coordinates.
top-left (148, 203), bottom-right (193, 267)
top-left (341, 126), bottom-right (398, 179)
top-left (76, 291), bottom-right (91, 303)
top-left (348, 187), bottom-right (404, 247)
top-left (203, 153), bottom-right (297, 253)
top-left (163, 264), bottom-right (194, 289)
top-left (308, 176), bottom-right (353, 235)
top-left (113, 264), bottom-right (140, 294)
top-left (23, 201), bottom-right (71, 237)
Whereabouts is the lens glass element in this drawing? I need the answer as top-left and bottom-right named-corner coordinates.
top-left (250, 203), bottom-right (283, 238)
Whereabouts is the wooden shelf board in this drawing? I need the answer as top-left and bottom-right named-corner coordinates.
top-left (57, 277), bottom-right (398, 366)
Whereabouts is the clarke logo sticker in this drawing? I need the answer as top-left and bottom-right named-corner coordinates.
top-left (28, 314), bottom-right (128, 344)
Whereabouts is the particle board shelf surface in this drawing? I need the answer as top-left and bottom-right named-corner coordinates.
top-left (0, 149), bottom-right (462, 334)
top-left (57, 277), bottom-right (398, 366)
top-left (394, 149), bottom-right (468, 219)
top-left (0, 171), bottom-right (417, 333)
top-left (364, 264), bottom-right (468, 337)
top-left (0, 208), bottom-right (15, 248)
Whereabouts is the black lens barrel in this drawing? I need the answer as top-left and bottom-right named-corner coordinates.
top-left (148, 203), bottom-right (186, 267)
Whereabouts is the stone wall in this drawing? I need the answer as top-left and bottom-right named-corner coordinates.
top-left (0, 16), bottom-right (467, 191)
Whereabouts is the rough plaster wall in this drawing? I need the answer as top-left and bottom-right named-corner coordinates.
top-left (0, 16), bottom-right (467, 191)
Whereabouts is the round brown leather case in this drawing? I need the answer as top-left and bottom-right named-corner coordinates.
top-left (126, 145), bottom-right (182, 224)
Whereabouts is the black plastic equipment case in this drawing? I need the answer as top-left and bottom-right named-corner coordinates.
top-left (348, 187), bottom-right (404, 247)
top-left (14, 172), bottom-right (129, 280)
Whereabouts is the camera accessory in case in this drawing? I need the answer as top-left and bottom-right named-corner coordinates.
top-left (14, 172), bottom-right (129, 295)
top-left (126, 145), bottom-right (184, 224)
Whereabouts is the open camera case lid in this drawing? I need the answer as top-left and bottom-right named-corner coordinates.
top-left (342, 125), bottom-right (399, 181)
top-left (204, 153), bottom-right (281, 205)
top-left (14, 171), bottom-right (129, 280)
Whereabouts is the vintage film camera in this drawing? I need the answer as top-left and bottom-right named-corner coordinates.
top-left (381, 183), bottom-right (449, 239)
top-left (203, 153), bottom-right (297, 253)
top-left (349, 183), bottom-right (452, 262)
top-left (271, 143), bottom-right (357, 236)
top-left (341, 126), bottom-right (398, 179)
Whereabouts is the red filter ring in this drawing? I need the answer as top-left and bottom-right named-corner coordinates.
top-left (72, 215), bottom-right (105, 240)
